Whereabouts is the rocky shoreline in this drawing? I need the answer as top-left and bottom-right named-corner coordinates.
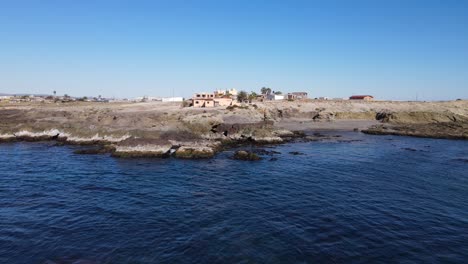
top-left (0, 122), bottom-right (307, 159)
top-left (0, 123), bottom-right (348, 160)
top-left (362, 122), bottom-right (468, 140)
top-left (361, 111), bottom-right (468, 140)
top-left (1, 100), bottom-right (467, 159)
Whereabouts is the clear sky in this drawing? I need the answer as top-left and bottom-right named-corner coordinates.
top-left (1, 0), bottom-right (467, 100)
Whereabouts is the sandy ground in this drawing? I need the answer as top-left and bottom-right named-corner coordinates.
top-left (261, 100), bottom-right (468, 116)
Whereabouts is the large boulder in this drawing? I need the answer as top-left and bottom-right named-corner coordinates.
top-left (233, 150), bottom-right (261, 161)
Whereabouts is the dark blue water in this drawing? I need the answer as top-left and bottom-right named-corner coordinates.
top-left (1, 133), bottom-right (467, 263)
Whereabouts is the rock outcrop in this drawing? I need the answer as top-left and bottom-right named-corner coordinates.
top-left (112, 138), bottom-right (173, 158)
top-left (174, 146), bottom-right (215, 159)
top-left (233, 150), bottom-right (262, 161)
top-left (374, 111), bottom-right (468, 124)
top-left (363, 122), bottom-right (468, 140)
top-left (363, 110), bottom-right (468, 140)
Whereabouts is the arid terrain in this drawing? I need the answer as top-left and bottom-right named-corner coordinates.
top-left (1, 99), bottom-right (467, 158)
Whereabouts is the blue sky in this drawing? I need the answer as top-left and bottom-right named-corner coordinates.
top-left (1, 0), bottom-right (467, 100)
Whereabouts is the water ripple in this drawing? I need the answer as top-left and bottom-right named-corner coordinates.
top-left (0, 136), bottom-right (467, 263)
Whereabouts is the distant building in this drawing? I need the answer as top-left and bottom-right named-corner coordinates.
top-left (262, 90), bottom-right (284, 101)
top-left (133, 96), bottom-right (184, 102)
top-left (146, 97), bottom-right (161, 102)
top-left (287, 92), bottom-right (308, 100)
top-left (192, 92), bottom-right (233, 108)
top-left (214, 97), bottom-right (234, 107)
top-left (266, 94), bottom-right (284, 101)
top-left (215, 88), bottom-right (238, 98)
top-left (108, 98), bottom-right (129, 103)
top-left (193, 98), bottom-right (214, 107)
top-left (133, 96), bottom-right (158, 102)
top-left (162, 97), bottom-right (184, 102)
top-left (349, 95), bottom-right (374, 101)
top-left (0, 96), bottom-right (12, 102)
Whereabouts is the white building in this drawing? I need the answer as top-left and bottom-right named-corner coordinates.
top-left (133, 96), bottom-right (184, 102)
top-left (0, 96), bottom-right (13, 101)
top-left (162, 97), bottom-right (184, 102)
top-left (266, 94), bottom-right (285, 101)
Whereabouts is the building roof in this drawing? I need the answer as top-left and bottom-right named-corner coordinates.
top-left (350, 95), bottom-right (374, 99)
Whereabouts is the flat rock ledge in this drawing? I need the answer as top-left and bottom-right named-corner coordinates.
top-left (112, 143), bottom-right (173, 158)
top-left (362, 123), bottom-right (468, 140)
top-left (0, 129), bottom-right (131, 144)
top-left (0, 124), bottom-right (307, 159)
top-left (111, 138), bottom-right (223, 159)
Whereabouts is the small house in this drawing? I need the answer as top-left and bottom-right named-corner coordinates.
top-left (266, 94), bottom-right (285, 101)
top-left (192, 92), bottom-right (233, 108)
top-left (349, 95), bottom-right (374, 101)
top-left (193, 93), bottom-right (215, 107)
top-left (287, 92), bottom-right (308, 100)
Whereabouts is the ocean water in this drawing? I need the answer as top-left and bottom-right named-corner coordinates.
top-left (0, 132), bottom-right (467, 263)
